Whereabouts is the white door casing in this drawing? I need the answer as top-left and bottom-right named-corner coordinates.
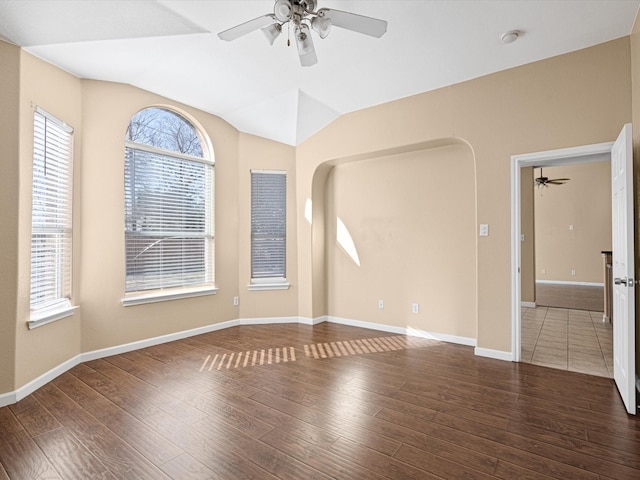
top-left (611, 123), bottom-right (636, 415)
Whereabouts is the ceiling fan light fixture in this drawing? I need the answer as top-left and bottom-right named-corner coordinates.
top-left (311, 16), bottom-right (331, 38)
top-left (261, 22), bottom-right (282, 45)
top-left (295, 24), bottom-right (314, 55)
top-left (274, 0), bottom-right (293, 22)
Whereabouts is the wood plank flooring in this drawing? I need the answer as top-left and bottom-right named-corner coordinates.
top-left (536, 283), bottom-right (604, 312)
top-left (1, 323), bottom-right (639, 479)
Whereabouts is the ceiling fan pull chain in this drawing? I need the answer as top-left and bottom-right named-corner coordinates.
top-left (287, 21), bottom-right (291, 46)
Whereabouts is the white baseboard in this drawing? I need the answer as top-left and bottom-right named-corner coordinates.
top-left (0, 354), bottom-right (83, 408)
top-left (536, 280), bottom-right (604, 287)
top-left (298, 316), bottom-right (327, 326)
top-left (521, 301), bottom-right (536, 308)
top-left (239, 316), bottom-right (300, 326)
top-left (406, 327), bottom-right (477, 347)
top-left (0, 319), bottom-right (245, 407)
top-left (81, 319), bottom-right (240, 363)
top-left (475, 347), bottom-right (514, 361)
top-left (326, 316), bottom-right (477, 347)
top-left (327, 315), bottom-right (405, 335)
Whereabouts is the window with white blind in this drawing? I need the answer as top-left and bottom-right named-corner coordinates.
top-left (124, 108), bottom-right (214, 297)
top-left (30, 108), bottom-right (74, 323)
top-left (250, 170), bottom-right (288, 289)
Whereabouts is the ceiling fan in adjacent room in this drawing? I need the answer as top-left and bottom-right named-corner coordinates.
top-left (534, 168), bottom-right (570, 188)
top-left (218, 0), bottom-right (388, 67)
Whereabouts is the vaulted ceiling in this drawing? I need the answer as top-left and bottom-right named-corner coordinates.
top-left (1, 0), bottom-right (638, 145)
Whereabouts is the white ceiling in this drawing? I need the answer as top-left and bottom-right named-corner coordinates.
top-left (1, 0), bottom-right (638, 146)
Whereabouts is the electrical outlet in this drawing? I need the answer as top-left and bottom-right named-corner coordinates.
top-left (571, 269), bottom-right (576, 276)
top-left (412, 303), bottom-right (419, 314)
top-left (378, 299), bottom-right (384, 310)
top-left (233, 296), bottom-right (239, 306)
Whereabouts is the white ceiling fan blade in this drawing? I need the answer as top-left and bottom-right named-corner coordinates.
top-left (218, 15), bottom-right (276, 41)
top-left (317, 8), bottom-right (387, 38)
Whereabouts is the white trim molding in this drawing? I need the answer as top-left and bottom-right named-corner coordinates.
top-left (475, 347), bottom-right (514, 362)
top-left (28, 302), bottom-right (78, 329)
top-left (247, 282), bottom-right (290, 291)
top-left (326, 316), bottom-right (477, 347)
top-left (81, 319), bottom-right (239, 363)
top-left (121, 286), bottom-right (218, 306)
top-left (521, 301), bottom-right (537, 308)
top-left (239, 316), bottom-right (300, 325)
top-left (0, 354), bottom-right (82, 407)
top-left (536, 280), bottom-right (604, 287)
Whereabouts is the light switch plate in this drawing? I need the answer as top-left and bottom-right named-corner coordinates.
top-left (479, 224), bottom-right (489, 237)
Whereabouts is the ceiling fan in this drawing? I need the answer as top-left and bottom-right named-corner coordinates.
top-left (217, 0), bottom-right (388, 67)
top-left (535, 168), bottom-right (570, 188)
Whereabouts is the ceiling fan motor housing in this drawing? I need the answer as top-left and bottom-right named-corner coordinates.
top-left (274, 0), bottom-right (317, 23)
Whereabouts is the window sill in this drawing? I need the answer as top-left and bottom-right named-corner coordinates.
top-left (28, 301), bottom-right (78, 330)
top-left (248, 279), bottom-right (290, 291)
top-left (121, 286), bottom-right (218, 307)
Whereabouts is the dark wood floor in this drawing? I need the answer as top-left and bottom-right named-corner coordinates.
top-left (1, 323), bottom-right (639, 479)
top-left (536, 282), bottom-right (604, 312)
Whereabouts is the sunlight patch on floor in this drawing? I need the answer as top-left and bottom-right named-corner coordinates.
top-left (198, 335), bottom-right (438, 372)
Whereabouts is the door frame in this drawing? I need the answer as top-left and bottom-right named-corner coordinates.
top-left (511, 142), bottom-right (613, 362)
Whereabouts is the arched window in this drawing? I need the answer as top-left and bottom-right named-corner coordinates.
top-left (124, 107), bottom-right (213, 293)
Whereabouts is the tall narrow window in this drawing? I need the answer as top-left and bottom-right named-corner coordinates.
top-left (124, 108), bottom-right (214, 293)
top-left (30, 108), bottom-right (74, 314)
top-left (251, 170), bottom-right (287, 284)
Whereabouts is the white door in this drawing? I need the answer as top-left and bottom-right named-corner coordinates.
top-left (611, 123), bottom-right (636, 415)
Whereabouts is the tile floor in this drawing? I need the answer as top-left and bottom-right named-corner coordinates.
top-left (521, 306), bottom-right (613, 378)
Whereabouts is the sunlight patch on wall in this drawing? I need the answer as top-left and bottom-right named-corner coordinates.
top-left (305, 198), bottom-right (312, 224)
top-left (337, 217), bottom-right (360, 267)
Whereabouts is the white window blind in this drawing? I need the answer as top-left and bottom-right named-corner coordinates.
top-left (30, 108), bottom-right (74, 311)
top-left (124, 142), bottom-right (213, 292)
top-left (251, 171), bottom-right (286, 279)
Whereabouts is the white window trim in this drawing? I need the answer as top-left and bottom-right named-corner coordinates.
top-left (248, 278), bottom-right (290, 291)
top-left (124, 140), bottom-right (214, 166)
top-left (28, 300), bottom-right (78, 330)
top-left (121, 285), bottom-right (218, 307)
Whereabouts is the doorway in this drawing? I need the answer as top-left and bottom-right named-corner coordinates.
top-left (512, 127), bottom-right (636, 415)
top-left (521, 162), bottom-right (613, 377)
top-left (510, 141), bottom-right (613, 364)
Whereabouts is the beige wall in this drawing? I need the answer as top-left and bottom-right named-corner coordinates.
top-left (79, 79), bottom-right (243, 352)
top-left (520, 167), bottom-right (536, 304)
top-left (534, 162), bottom-right (612, 284)
top-left (15, 50), bottom-right (83, 388)
top-left (237, 133), bottom-right (298, 319)
top-left (297, 38), bottom-right (631, 353)
top-left (0, 41), bottom-right (20, 393)
top-left (325, 144), bottom-right (476, 339)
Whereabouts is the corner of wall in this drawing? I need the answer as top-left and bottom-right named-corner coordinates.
top-left (0, 40), bottom-right (20, 395)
